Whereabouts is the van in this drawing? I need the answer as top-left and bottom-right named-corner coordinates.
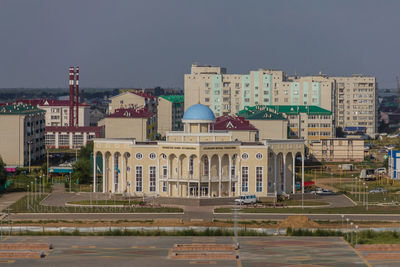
top-left (235, 195), bottom-right (257, 205)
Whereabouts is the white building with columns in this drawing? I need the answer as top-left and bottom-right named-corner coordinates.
top-left (93, 104), bottom-right (305, 197)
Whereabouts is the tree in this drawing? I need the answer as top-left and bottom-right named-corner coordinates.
top-left (72, 142), bottom-right (94, 184)
top-left (0, 156), bottom-right (7, 187)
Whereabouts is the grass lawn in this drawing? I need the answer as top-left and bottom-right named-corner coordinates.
top-left (277, 200), bottom-right (329, 206)
top-left (9, 195), bottom-right (183, 213)
top-left (214, 205), bottom-right (400, 214)
top-left (68, 200), bottom-right (142, 206)
top-left (356, 230), bottom-right (400, 244)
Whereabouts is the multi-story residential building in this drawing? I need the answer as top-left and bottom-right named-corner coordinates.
top-left (184, 64), bottom-right (335, 117)
top-left (239, 105), bottom-right (333, 141)
top-left (185, 64), bottom-right (378, 136)
top-left (108, 91), bottom-right (158, 114)
top-left (309, 138), bottom-right (364, 162)
top-left (45, 126), bottom-right (103, 149)
top-left (98, 107), bottom-right (156, 141)
top-left (157, 95), bottom-right (184, 137)
top-left (237, 107), bottom-right (288, 140)
top-left (333, 75), bottom-right (377, 135)
top-left (13, 99), bottom-right (90, 127)
top-left (0, 104), bottom-right (45, 166)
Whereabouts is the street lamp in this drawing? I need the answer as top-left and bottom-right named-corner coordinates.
top-left (350, 222), bottom-right (354, 244)
top-left (331, 172), bottom-right (333, 188)
top-left (341, 215), bottom-right (344, 228)
top-left (363, 182), bottom-right (366, 205)
top-left (355, 225), bottom-right (359, 247)
top-left (358, 178), bottom-right (361, 202)
top-left (366, 186), bottom-right (369, 211)
top-left (346, 218), bottom-right (349, 239)
top-left (27, 141), bottom-right (33, 173)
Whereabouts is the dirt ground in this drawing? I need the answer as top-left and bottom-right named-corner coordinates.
top-left (8, 216), bottom-right (400, 229)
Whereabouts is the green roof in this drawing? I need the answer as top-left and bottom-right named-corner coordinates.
top-left (160, 95), bottom-right (184, 103)
top-left (239, 105), bottom-right (332, 116)
top-left (0, 104), bottom-right (45, 115)
top-left (237, 106), bottom-right (286, 120)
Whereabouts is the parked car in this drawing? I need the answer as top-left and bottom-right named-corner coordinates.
top-left (369, 188), bottom-right (387, 194)
top-left (375, 167), bottom-right (387, 174)
top-left (235, 195), bottom-right (257, 205)
top-left (317, 189), bottom-right (333, 195)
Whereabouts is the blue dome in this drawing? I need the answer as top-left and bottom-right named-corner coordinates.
top-left (183, 104), bottom-right (215, 121)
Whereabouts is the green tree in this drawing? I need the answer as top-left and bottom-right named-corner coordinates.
top-left (0, 156), bottom-right (7, 187)
top-left (72, 142), bottom-right (94, 184)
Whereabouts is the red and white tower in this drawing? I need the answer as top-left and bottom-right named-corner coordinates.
top-left (75, 66), bottom-right (79, 126)
top-left (68, 67), bottom-right (75, 126)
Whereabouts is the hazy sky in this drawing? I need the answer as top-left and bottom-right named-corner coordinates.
top-left (0, 0), bottom-right (399, 89)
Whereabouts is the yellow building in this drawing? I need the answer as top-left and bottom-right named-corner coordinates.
top-left (309, 138), bottom-right (364, 162)
top-left (93, 104), bottom-right (305, 198)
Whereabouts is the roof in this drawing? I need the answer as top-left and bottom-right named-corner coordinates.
top-left (130, 91), bottom-right (157, 99)
top-left (265, 105), bottom-right (332, 115)
top-left (45, 126), bottom-right (103, 133)
top-left (12, 99), bottom-right (87, 107)
top-left (107, 107), bottom-right (154, 119)
top-left (160, 95), bottom-right (184, 103)
top-left (237, 106), bottom-right (286, 120)
top-left (183, 104), bottom-right (215, 121)
top-left (0, 103), bottom-right (45, 115)
top-left (212, 115), bottom-right (257, 131)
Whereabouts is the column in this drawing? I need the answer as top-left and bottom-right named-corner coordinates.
top-left (208, 156), bottom-right (211, 197)
top-left (301, 153), bottom-right (305, 194)
top-left (121, 154), bottom-right (124, 194)
top-left (177, 158), bottom-right (180, 197)
top-left (102, 154), bottom-right (106, 193)
top-left (157, 156), bottom-right (160, 195)
top-left (167, 157), bottom-right (170, 197)
top-left (112, 154), bottom-right (115, 193)
top-left (197, 159), bottom-right (201, 198)
top-left (218, 156), bottom-right (222, 197)
top-left (292, 155), bottom-right (295, 194)
top-left (274, 153), bottom-right (277, 195)
top-left (283, 155), bottom-right (287, 193)
top-left (93, 152), bottom-right (97, 192)
top-left (238, 158), bottom-right (241, 196)
top-left (55, 132), bottom-right (59, 149)
top-left (229, 156), bottom-right (232, 197)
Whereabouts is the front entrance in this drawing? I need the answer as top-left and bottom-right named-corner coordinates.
top-left (189, 184), bottom-right (198, 197)
top-left (200, 184), bottom-right (208, 197)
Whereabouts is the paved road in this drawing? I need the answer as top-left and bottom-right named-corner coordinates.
top-left (0, 236), bottom-right (368, 266)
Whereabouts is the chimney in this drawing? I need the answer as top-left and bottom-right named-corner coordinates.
top-left (75, 66), bottom-right (79, 126)
top-left (69, 67), bottom-right (75, 126)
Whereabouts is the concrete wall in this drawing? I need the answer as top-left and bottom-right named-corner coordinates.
top-left (157, 98), bottom-right (172, 137)
top-left (102, 117), bottom-right (148, 141)
top-left (249, 120), bottom-right (288, 140)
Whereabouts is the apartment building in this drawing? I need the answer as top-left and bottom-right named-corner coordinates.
top-left (0, 104), bottom-right (45, 166)
top-left (45, 126), bottom-right (103, 149)
top-left (157, 95), bottom-right (184, 137)
top-left (108, 91), bottom-right (158, 114)
top-left (13, 99), bottom-right (90, 127)
top-left (309, 138), bottom-right (364, 162)
top-left (98, 107), bottom-right (156, 141)
top-left (333, 75), bottom-right (377, 135)
top-left (184, 64), bottom-right (335, 117)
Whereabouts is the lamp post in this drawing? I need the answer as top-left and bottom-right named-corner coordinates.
top-left (273, 182), bottom-right (276, 208)
top-left (363, 182), bottom-right (366, 205)
top-left (331, 172), bottom-right (333, 188)
top-left (28, 141), bottom-right (33, 173)
top-left (355, 225), bottom-right (359, 247)
top-left (341, 215), bottom-right (344, 228)
top-left (366, 186), bottom-right (369, 211)
top-left (350, 222), bottom-right (354, 244)
top-left (358, 178), bottom-right (361, 202)
top-left (27, 185), bottom-right (30, 210)
top-left (346, 218), bottom-right (349, 239)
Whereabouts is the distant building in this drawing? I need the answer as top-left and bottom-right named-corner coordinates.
top-left (309, 138), bottom-right (364, 162)
top-left (212, 115), bottom-right (258, 142)
top-left (12, 99), bottom-right (90, 127)
top-left (45, 126), bottom-right (103, 149)
top-left (108, 91), bottom-right (158, 114)
top-left (388, 150), bottom-right (400, 179)
top-left (157, 95), bottom-right (184, 137)
top-left (237, 106), bottom-right (288, 140)
top-left (98, 107), bottom-right (156, 141)
top-left (0, 104), bottom-right (45, 166)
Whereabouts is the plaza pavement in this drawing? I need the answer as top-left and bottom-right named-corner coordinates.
top-left (0, 236), bottom-right (370, 266)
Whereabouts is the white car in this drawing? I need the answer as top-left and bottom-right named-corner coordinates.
top-left (235, 195), bottom-right (257, 205)
top-left (375, 167), bottom-right (387, 174)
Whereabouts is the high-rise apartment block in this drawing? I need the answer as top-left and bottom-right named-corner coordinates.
top-left (333, 75), bottom-right (377, 135)
top-left (185, 64), bottom-right (377, 135)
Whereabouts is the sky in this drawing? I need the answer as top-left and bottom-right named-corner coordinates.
top-left (0, 0), bottom-right (399, 89)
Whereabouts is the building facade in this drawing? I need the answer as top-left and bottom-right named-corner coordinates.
top-left (309, 138), bottom-right (364, 162)
top-left (333, 75), bottom-right (377, 135)
top-left (0, 104), bottom-right (45, 166)
top-left (93, 104), bottom-right (305, 197)
top-left (157, 95), bottom-right (184, 137)
top-left (45, 126), bottom-right (103, 149)
top-left (13, 99), bottom-right (90, 127)
top-left (98, 108), bottom-right (156, 141)
top-left (184, 64), bottom-right (335, 117)
top-left (108, 91), bottom-right (158, 114)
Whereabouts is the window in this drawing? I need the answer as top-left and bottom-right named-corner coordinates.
top-left (231, 165), bottom-right (236, 177)
top-left (162, 165), bottom-right (167, 178)
top-left (189, 156), bottom-right (194, 175)
top-left (136, 166), bottom-right (142, 192)
top-left (241, 153), bottom-right (249, 160)
top-left (231, 182), bottom-right (235, 192)
top-left (244, 98), bottom-right (250, 103)
top-left (256, 167), bottom-right (263, 192)
top-left (242, 166), bottom-right (249, 192)
top-left (59, 134), bottom-right (69, 146)
top-left (149, 153), bottom-right (156, 160)
top-left (149, 166), bottom-right (156, 192)
top-left (256, 153), bottom-right (263, 160)
top-left (162, 181), bottom-right (167, 192)
top-left (136, 153), bottom-right (143, 160)
top-left (244, 83), bottom-right (250, 88)
top-left (205, 98), bottom-right (210, 102)
top-left (203, 157), bottom-right (209, 176)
